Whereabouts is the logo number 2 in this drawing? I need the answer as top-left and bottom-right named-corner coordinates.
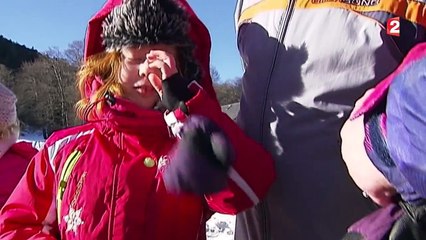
top-left (387, 17), bottom-right (400, 37)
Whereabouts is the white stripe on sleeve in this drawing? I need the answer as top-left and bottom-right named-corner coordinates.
top-left (228, 167), bottom-right (259, 204)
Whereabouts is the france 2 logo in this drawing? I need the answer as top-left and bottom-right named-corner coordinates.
top-left (387, 17), bottom-right (400, 37)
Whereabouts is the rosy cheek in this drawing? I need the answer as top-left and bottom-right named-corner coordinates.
top-left (119, 70), bottom-right (138, 92)
top-left (119, 69), bottom-right (130, 84)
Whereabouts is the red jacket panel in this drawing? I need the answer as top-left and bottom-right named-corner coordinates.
top-left (0, 142), bottom-right (37, 208)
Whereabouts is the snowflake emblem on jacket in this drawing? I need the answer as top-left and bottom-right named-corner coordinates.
top-left (64, 207), bottom-right (84, 233)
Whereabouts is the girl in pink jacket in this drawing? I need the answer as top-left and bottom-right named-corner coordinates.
top-left (0, 82), bottom-right (37, 208)
top-left (0, 0), bottom-right (275, 239)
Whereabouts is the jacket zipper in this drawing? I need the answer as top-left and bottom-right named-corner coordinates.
top-left (258, 1), bottom-right (296, 240)
top-left (108, 133), bottom-right (123, 240)
top-left (56, 150), bottom-right (83, 224)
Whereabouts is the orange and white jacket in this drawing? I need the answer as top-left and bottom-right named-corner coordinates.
top-left (234, 0), bottom-right (426, 240)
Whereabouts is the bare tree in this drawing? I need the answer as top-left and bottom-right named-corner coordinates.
top-left (214, 77), bottom-right (242, 105)
top-left (64, 40), bottom-right (84, 67)
top-left (0, 64), bottom-right (13, 88)
top-left (209, 66), bottom-right (242, 105)
top-left (15, 59), bottom-right (52, 129)
top-left (14, 56), bottom-right (78, 133)
top-left (50, 60), bottom-right (69, 127)
top-left (210, 66), bottom-right (221, 83)
top-left (44, 47), bottom-right (64, 60)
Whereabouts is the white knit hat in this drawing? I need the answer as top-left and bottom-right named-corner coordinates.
top-left (0, 82), bottom-right (17, 128)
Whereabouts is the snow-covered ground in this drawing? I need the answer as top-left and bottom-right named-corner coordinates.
top-left (20, 131), bottom-right (236, 240)
top-left (20, 131), bottom-right (45, 142)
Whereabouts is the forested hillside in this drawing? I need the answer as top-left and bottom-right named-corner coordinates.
top-left (0, 37), bottom-right (82, 135)
top-left (0, 35), bottom-right (39, 69)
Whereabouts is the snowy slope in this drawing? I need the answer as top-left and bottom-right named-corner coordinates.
top-left (20, 132), bottom-right (236, 240)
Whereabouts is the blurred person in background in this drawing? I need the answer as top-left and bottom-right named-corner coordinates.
top-left (341, 43), bottom-right (426, 240)
top-left (0, 82), bottom-right (37, 208)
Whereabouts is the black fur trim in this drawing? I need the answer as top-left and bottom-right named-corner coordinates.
top-left (102, 0), bottom-right (201, 82)
top-left (103, 0), bottom-right (189, 49)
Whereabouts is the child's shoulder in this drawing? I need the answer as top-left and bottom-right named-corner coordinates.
top-left (45, 123), bottom-right (97, 148)
top-left (8, 142), bottom-right (38, 160)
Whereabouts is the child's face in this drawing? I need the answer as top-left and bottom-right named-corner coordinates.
top-left (119, 44), bottom-right (177, 109)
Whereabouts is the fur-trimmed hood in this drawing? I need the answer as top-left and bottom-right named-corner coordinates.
top-left (83, 0), bottom-right (217, 100)
top-left (101, 0), bottom-right (191, 52)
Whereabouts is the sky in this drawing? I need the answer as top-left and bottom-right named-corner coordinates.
top-left (0, 0), bottom-right (243, 81)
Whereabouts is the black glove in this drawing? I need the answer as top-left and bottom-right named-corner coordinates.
top-left (160, 74), bottom-right (193, 113)
top-left (162, 115), bottom-right (235, 195)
